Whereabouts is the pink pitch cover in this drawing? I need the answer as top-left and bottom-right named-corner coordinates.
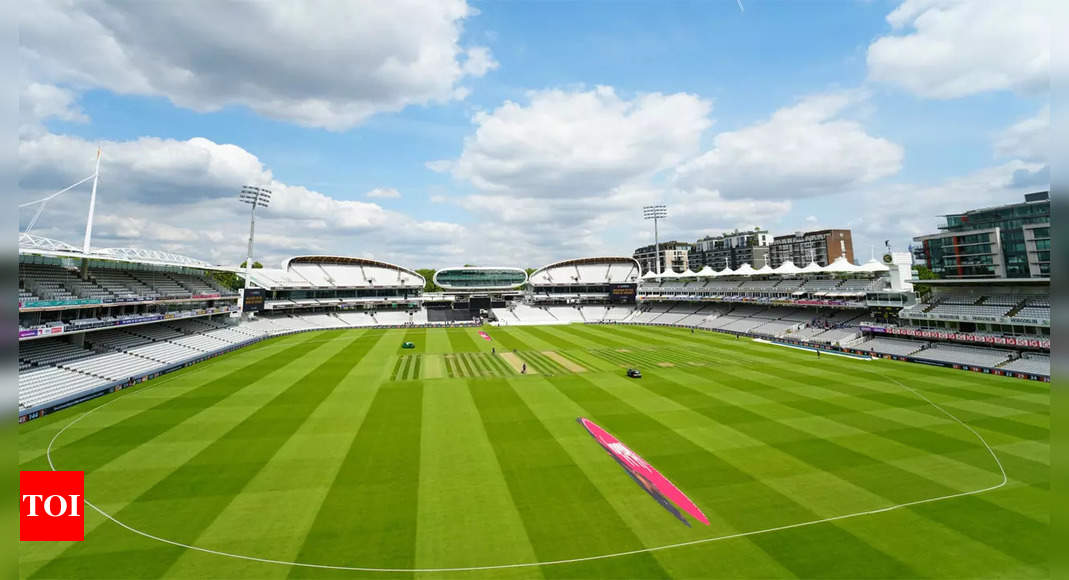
top-left (579, 417), bottom-right (709, 526)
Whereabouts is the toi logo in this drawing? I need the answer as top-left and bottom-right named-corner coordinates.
top-left (20, 471), bottom-right (85, 541)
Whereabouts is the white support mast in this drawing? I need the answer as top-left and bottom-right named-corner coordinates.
top-left (82, 147), bottom-right (102, 253)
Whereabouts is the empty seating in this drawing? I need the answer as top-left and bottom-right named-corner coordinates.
top-left (19, 367), bottom-right (108, 410)
top-left (1001, 353), bottom-right (1050, 375)
top-left (915, 344), bottom-right (1013, 367)
top-left (19, 339), bottom-right (94, 366)
top-left (858, 337), bottom-right (925, 356)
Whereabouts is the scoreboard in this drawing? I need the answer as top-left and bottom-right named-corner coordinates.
top-left (240, 288), bottom-right (266, 313)
top-left (609, 284), bottom-right (637, 304)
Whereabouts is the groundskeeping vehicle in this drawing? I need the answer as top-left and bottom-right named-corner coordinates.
top-left (626, 368), bottom-right (642, 378)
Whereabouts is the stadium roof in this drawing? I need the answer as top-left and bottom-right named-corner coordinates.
top-left (18, 233), bottom-right (222, 270)
top-left (639, 257), bottom-right (894, 279)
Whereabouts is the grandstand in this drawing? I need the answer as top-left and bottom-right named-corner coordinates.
top-left (1002, 352), bottom-right (1051, 376)
top-left (527, 257), bottom-right (641, 305)
top-left (19, 242), bottom-right (1052, 420)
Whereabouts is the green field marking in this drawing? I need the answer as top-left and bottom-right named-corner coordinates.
top-left (468, 378), bottom-right (671, 578)
top-left (17, 324), bottom-right (1049, 579)
top-left (501, 326), bottom-right (568, 352)
top-left (412, 354), bottom-right (423, 379)
top-left (645, 369), bottom-right (1046, 566)
top-left (32, 332), bottom-right (377, 579)
top-left (415, 380), bottom-right (538, 575)
top-left (521, 351), bottom-right (568, 376)
top-left (290, 381), bottom-right (424, 574)
top-left (484, 352), bottom-right (517, 376)
top-left (541, 373), bottom-right (922, 578)
top-left (719, 364), bottom-right (1015, 475)
top-left (163, 332), bottom-right (398, 579)
top-left (478, 326), bottom-right (529, 351)
top-left (390, 356), bottom-right (405, 381)
top-left (445, 327), bottom-right (486, 352)
top-left (422, 354), bottom-right (445, 379)
top-left (516, 325), bottom-right (584, 350)
top-left (45, 332), bottom-right (330, 477)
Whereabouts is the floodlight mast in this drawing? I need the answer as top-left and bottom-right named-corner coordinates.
top-left (642, 204), bottom-right (667, 275)
top-left (238, 185), bottom-right (271, 290)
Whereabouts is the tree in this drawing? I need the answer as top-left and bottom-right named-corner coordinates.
top-left (911, 264), bottom-right (938, 297)
top-left (211, 260), bottom-right (261, 290)
top-left (415, 269), bottom-right (440, 292)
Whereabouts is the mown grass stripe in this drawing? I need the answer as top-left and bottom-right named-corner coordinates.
top-left (526, 351), bottom-right (568, 375)
top-left (412, 354), bottom-right (422, 380)
top-left (290, 381), bottom-right (424, 575)
top-left (651, 369), bottom-right (1045, 565)
top-left (517, 325), bottom-right (584, 351)
top-left (458, 353), bottom-right (477, 377)
top-left (34, 332), bottom-right (374, 579)
top-left (390, 357), bottom-right (405, 381)
top-left (541, 373), bottom-right (919, 579)
top-left (468, 378), bottom-right (671, 579)
top-left (415, 380), bottom-right (538, 573)
top-left (722, 364), bottom-right (1022, 474)
top-left (485, 352), bottom-right (515, 376)
top-left (47, 332), bottom-right (329, 476)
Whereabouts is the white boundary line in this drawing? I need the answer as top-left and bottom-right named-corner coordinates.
top-left (45, 341), bottom-right (1008, 573)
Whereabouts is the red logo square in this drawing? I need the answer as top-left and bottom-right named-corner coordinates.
top-left (20, 471), bottom-right (84, 541)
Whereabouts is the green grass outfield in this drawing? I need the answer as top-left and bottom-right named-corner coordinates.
top-left (18, 325), bottom-right (1048, 579)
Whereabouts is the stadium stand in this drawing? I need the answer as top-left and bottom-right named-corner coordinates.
top-left (856, 337), bottom-right (926, 356)
top-left (914, 343), bottom-right (1014, 367)
top-left (1001, 353), bottom-right (1050, 375)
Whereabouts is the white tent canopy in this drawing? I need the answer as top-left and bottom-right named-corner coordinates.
top-left (798, 261), bottom-right (824, 274)
top-left (641, 270), bottom-right (660, 280)
top-left (823, 256), bottom-right (862, 273)
top-left (754, 264), bottom-right (775, 275)
top-left (858, 258), bottom-right (890, 273)
top-left (732, 263), bottom-right (757, 276)
top-left (714, 266), bottom-right (735, 277)
top-left (772, 260), bottom-right (802, 275)
top-left (696, 265), bottom-right (717, 277)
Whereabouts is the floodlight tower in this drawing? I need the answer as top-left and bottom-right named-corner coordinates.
top-left (238, 185), bottom-right (271, 289)
top-left (642, 204), bottom-right (667, 275)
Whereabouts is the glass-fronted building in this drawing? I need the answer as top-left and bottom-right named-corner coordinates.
top-left (433, 267), bottom-right (528, 291)
top-left (913, 191), bottom-right (1050, 279)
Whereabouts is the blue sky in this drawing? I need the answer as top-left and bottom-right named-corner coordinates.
top-left (19, 0), bottom-right (1050, 268)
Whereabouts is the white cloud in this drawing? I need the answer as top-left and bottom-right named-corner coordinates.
top-left (867, 0), bottom-right (1050, 99)
top-left (662, 187), bottom-right (793, 241)
top-left (20, 1), bottom-right (493, 130)
top-left (19, 83), bottom-right (88, 136)
top-left (450, 86), bottom-right (712, 198)
top-left (432, 86), bottom-right (713, 264)
top-left (674, 92), bottom-right (903, 199)
top-left (366, 187), bottom-right (402, 199)
top-left (849, 160), bottom-right (1048, 257)
top-left (17, 132), bottom-right (466, 267)
top-left (994, 105), bottom-right (1049, 162)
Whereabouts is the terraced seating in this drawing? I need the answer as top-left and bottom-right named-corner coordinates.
top-left (858, 337), bottom-right (925, 356)
top-left (60, 352), bottom-right (162, 380)
top-left (916, 344), bottom-right (1013, 367)
top-left (1001, 353), bottom-right (1050, 375)
top-left (19, 339), bottom-right (94, 366)
top-left (84, 329), bottom-right (153, 351)
top-left (19, 367), bottom-right (107, 409)
top-left (127, 341), bottom-right (202, 364)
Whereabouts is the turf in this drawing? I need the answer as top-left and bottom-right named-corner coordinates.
top-left (17, 325), bottom-right (1049, 579)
